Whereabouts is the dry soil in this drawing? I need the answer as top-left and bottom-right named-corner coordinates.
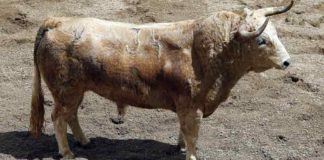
top-left (0, 0), bottom-right (323, 159)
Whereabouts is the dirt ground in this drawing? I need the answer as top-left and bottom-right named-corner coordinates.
top-left (0, 0), bottom-right (323, 159)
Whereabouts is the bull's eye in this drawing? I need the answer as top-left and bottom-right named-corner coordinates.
top-left (256, 37), bottom-right (267, 46)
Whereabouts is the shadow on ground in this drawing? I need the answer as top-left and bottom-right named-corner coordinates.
top-left (0, 131), bottom-right (184, 160)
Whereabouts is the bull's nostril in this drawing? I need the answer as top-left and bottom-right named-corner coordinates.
top-left (283, 61), bottom-right (290, 67)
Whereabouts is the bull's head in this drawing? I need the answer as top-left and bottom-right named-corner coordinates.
top-left (237, 0), bottom-right (294, 72)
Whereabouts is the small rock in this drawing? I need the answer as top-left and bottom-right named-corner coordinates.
top-left (260, 148), bottom-right (274, 160)
top-left (317, 137), bottom-right (324, 146)
top-left (125, 0), bottom-right (141, 5)
top-left (283, 74), bottom-right (301, 83)
top-left (115, 126), bottom-right (129, 135)
top-left (140, 15), bottom-right (156, 23)
top-left (286, 156), bottom-right (302, 160)
top-left (294, 10), bottom-right (305, 15)
top-left (297, 114), bottom-right (312, 121)
top-left (277, 135), bottom-right (288, 142)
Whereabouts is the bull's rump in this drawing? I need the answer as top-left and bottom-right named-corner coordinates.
top-left (37, 17), bottom-right (195, 110)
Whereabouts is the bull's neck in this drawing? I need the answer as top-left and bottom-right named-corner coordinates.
top-left (195, 40), bottom-right (251, 99)
top-left (191, 14), bottom-right (252, 116)
top-left (216, 41), bottom-right (251, 88)
top-left (195, 41), bottom-right (252, 117)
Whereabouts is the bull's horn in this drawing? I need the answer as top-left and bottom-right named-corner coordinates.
top-left (239, 18), bottom-right (269, 39)
top-left (259, 0), bottom-right (294, 17)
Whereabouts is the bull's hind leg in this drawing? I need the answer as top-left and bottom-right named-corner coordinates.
top-left (52, 104), bottom-right (74, 159)
top-left (67, 95), bottom-right (90, 146)
top-left (51, 91), bottom-right (85, 159)
top-left (177, 108), bottom-right (203, 160)
top-left (110, 103), bottom-right (127, 124)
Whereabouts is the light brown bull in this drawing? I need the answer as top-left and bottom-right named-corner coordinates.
top-left (30, 1), bottom-right (294, 159)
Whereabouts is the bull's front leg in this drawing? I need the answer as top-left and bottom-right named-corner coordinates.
top-left (177, 108), bottom-right (203, 160)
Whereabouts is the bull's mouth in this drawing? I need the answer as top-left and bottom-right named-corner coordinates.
top-left (281, 65), bottom-right (289, 70)
top-left (274, 65), bottom-right (287, 70)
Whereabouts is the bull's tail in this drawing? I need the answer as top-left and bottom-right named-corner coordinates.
top-left (30, 27), bottom-right (48, 138)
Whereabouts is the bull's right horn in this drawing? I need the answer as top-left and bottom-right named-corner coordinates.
top-left (259, 0), bottom-right (294, 17)
top-left (239, 18), bottom-right (269, 39)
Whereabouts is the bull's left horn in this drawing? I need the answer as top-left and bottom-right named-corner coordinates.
top-left (259, 0), bottom-right (294, 17)
top-left (239, 18), bottom-right (269, 39)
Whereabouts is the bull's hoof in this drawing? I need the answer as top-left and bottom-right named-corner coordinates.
top-left (74, 140), bottom-right (95, 149)
top-left (61, 151), bottom-right (75, 159)
top-left (186, 155), bottom-right (197, 160)
top-left (80, 137), bottom-right (91, 146)
top-left (177, 145), bottom-right (186, 154)
top-left (110, 117), bottom-right (125, 124)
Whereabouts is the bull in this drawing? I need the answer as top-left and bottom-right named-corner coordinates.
top-left (30, 1), bottom-right (294, 159)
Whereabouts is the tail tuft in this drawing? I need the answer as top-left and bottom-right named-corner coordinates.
top-left (30, 67), bottom-right (45, 138)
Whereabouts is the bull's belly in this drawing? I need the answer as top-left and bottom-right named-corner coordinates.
top-left (89, 83), bottom-right (176, 111)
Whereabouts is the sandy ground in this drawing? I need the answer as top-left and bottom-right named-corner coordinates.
top-left (0, 0), bottom-right (323, 159)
